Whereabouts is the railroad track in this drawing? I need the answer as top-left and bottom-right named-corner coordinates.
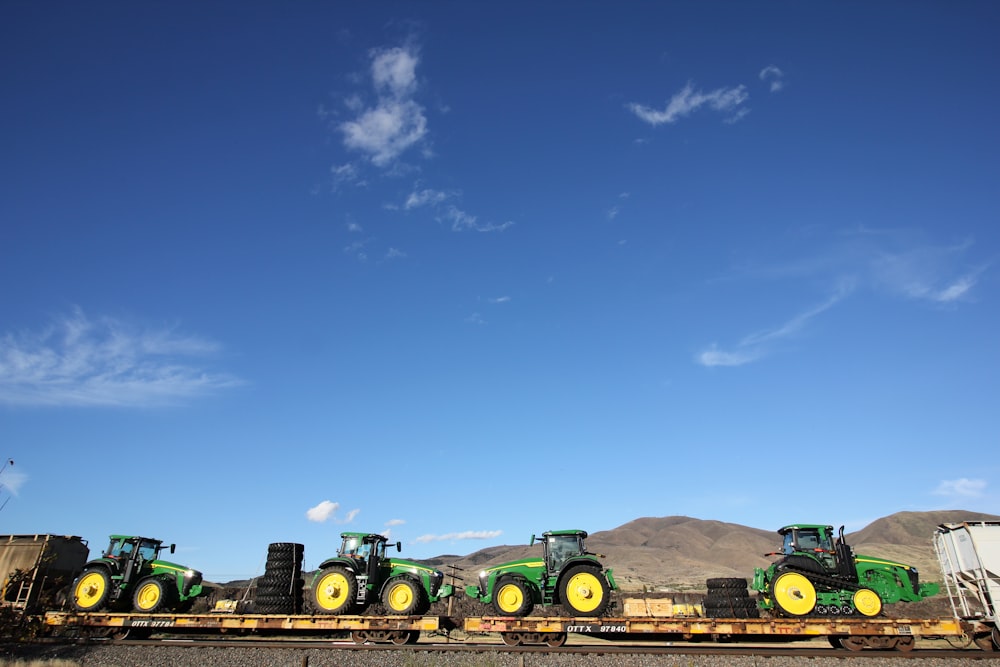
top-left (10, 636), bottom-right (999, 663)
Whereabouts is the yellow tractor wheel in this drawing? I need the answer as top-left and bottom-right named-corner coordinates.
top-left (73, 569), bottom-right (112, 611)
top-left (133, 578), bottom-right (170, 612)
top-left (382, 577), bottom-right (426, 615)
top-left (560, 566), bottom-right (610, 616)
top-left (311, 567), bottom-right (357, 614)
top-left (853, 588), bottom-right (883, 617)
top-left (771, 571), bottom-right (817, 616)
top-left (493, 579), bottom-right (533, 616)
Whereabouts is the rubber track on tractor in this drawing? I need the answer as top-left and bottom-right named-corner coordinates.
top-left (774, 566), bottom-right (875, 618)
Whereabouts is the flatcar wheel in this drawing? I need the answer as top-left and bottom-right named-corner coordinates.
top-left (351, 630), bottom-right (369, 644)
top-left (390, 631), bottom-right (418, 645)
top-left (545, 633), bottom-right (567, 647)
top-left (895, 636), bottom-right (915, 652)
top-left (973, 632), bottom-right (997, 651)
top-left (501, 632), bottom-right (523, 647)
top-left (839, 636), bottom-right (867, 651)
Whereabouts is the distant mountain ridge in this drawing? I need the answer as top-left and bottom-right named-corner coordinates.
top-left (425, 510), bottom-right (1000, 593)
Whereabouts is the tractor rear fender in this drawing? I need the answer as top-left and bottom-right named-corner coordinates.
top-left (316, 556), bottom-right (363, 575)
top-left (556, 557), bottom-right (613, 589)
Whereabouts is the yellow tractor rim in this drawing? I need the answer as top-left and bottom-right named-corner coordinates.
top-left (772, 572), bottom-right (816, 616)
top-left (75, 572), bottom-right (106, 609)
top-left (564, 571), bottom-right (603, 614)
top-left (316, 572), bottom-right (349, 610)
top-left (135, 582), bottom-right (161, 610)
top-left (496, 583), bottom-right (524, 614)
top-left (386, 582), bottom-right (413, 612)
top-left (853, 588), bottom-right (882, 617)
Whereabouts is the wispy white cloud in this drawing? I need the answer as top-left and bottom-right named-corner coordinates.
top-left (0, 309), bottom-right (240, 407)
top-left (488, 296), bottom-right (511, 304)
top-left (339, 46), bottom-right (428, 167)
top-left (402, 187), bottom-right (514, 233)
top-left (306, 500), bottom-right (361, 523)
top-left (413, 530), bottom-right (502, 544)
top-left (306, 500), bottom-right (340, 522)
top-left (870, 241), bottom-right (986, 304)
top-left (696, 285), bottom-right (852, 367)
top-left (0, 464), bottom-right (26, 497)
top-left (465, 312), bottom-right (486, 325)
top-left (405, 188), bottom-right (449, 210)
top-left (933, 478), bottom-right (987, 498)
top-left (629, 82), bottom-right (749, 126)
top-left (444, 206), bottom-right (514, 233)
top-left (696, 345), bottom-right (763, 368)
top-left (385, 518), bottom-right (405, 527)
top-left (759, 65), bottom-right (786, 92)
top-left (700, 229), bottom-right (989, 367)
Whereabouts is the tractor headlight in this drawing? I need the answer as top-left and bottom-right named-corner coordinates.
top-left (478, 570), bottom-right (488, 595)
top-left (430, 570), bottom-right (443, 596)
top-left (181, 569), bottom-right (203, 596)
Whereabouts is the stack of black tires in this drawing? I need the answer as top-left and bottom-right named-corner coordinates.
top-left (254, 542), bottom-right (304, 614)
top-left (702, 577), bottom-right (760, 618)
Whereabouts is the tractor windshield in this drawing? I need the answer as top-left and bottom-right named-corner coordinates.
top-left (107, 538), bottom-right (134, 558)
top-left (783, 528), bottom-right (834, 561)
top-left (340, 536), bottom-right (361, 557)
top-left (546, 534), bottom-right (583, 571)
top-left (137, 539), bottom-right (160, 561)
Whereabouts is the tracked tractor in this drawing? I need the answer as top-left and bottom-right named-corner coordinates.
top-left (465, 529), bottom-right (617, 617)
top-left (310, 532), bottom-right (453, 615)
top-left (71, 535), bottom-right (204, 612)
top-left (752, 524), bottom-right (939, 618)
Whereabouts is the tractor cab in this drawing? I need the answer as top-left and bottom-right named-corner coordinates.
top-left (777, 524), bottom-right (858, 580)
top-left (777, 524), bottom-right (838, 570)
top-left (539, 530), bottom-right (588, 574)
top-left (336, 532), bottom-right (402, 586)
top-left (105, 536), bottom-right (173, 562)
top-left (338, 533), bottom-right (382, 561)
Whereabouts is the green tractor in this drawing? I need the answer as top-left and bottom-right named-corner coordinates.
top-left (71, 535), bottom-right (205, 613)
top-left (752, 524), bottom-right (939, 617)
top-left (310, 532), bottom-right (453, 615)
top-left (465, 529), bottom-right (617, 617)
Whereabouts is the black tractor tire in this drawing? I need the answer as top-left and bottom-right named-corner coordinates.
top-left (559, 566), bottom-right (611, 617)
top-left (702, 594), bottom-right (757, 608)
top-left (263, 562), bottom-right (299, 575)
top-left (311, 566), bottom-right (358, 615)
top-left (382, 577), bottom-right (428, 615)
top-left (72, 568), bottom-right (113, 612)
top-left (267, 542), bottom-right (304, 557)
top-left (706, 577), bottom-right (748, 590)
top-left (492, 578), bottom-right (534, 616)
top-left (132, 577), bottom-right (175, 613)
top-left (258, 573), bottom-right (302, 594)
top-left (704, 587), bottom-right (750, 599)
top-left (704, 603), bottom-right (760, 619)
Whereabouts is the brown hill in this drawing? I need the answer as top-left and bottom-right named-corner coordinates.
top-left (427, 510), bottom-right (1000, 594)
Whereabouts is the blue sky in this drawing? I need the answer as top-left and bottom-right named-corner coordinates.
top-left (2, 1), bottom-right (997, 581)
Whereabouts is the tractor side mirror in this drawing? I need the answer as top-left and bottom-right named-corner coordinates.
top-left (530, 535), bottom-right (536, 546)
top-left (395, 541), bottom-right (402, 553)
top-left (170, 544), bottom-right (176, 554)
